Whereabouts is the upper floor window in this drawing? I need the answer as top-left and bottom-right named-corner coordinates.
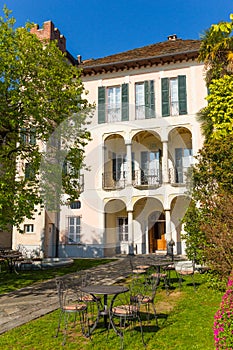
top-left (69, 201), bottom-right (81, 209)
top-left (24, 224), bottom-right (34, 233)
top-left (25, 162), bottom-right (35, 180)
top-left (107, 86), bottom-right (121, 122)
top-left (135, 80), bottom-right (155, 119)
top-left (98, 84), bottom-right (129, 123)
top-left (20, 127), bottom-right (36, 145)
top-left (68, 216), bottom-right (81, 244)
top-left (161, 75), bottom-right (187, 117)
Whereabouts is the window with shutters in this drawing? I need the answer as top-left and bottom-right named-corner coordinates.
top-left (98, 84), bottom-right (129, 123)
top-left (135, 80), bottom-right (155, 119)
top-left (20, 127), bottom-right (36, 145)
top-left (161, 75), bottom-right (187, 117)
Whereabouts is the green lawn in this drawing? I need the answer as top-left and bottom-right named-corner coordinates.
top-left (0, 267), bottom-right (222, 350)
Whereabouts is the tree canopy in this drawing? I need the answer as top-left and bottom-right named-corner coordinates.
top-left (183, 14), bottom-right (233, 281)
top-left (0, 7), bottom-right (92, 230)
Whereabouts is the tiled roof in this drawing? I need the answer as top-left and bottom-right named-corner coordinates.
top-left (81, 39), bottom-right (201, 69)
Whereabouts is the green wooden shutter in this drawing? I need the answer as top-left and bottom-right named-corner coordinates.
top-left (145, 80), bottom-right (155, 118)
top-left (178, 75), bottom-right (187, 115)
top-left (145, 81), bottom-right (149, 118)
top-left (62, 158), bottom-right (68, 176)
top-left (161, 78), bottom-right (170, 117)
top-left (30, 127), bottom-right (36, 145)
top-left (121, 83), bottom-right (129, 121)
top-left (98, 87), bottom-right (106, 123)
top-left (149, 80), bottom-right (155, 118)
top-left (20, 127), bottom-right (27, 144)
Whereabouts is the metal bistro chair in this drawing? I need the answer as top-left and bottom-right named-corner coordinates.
top-left (109, 284), bottom-right (146, 350)
top-left (138, 275), bottom-right (159, 326)
top-left (55, 278), bottom-right (89, 345)
top-left (129, 256), bottom-right (147, 275)
top-left (174, 261), bottom-right (196, 291)
top-left (79, 272), bottom-right (102, 323)
top-left (150, 268), bottom-right (169, 295)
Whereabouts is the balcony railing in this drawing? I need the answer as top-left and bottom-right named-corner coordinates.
top-left (169, 167), bottom-right (190, 185)
top-left (132, 169), bottom-right (161, 188)
top-left (102, 171), bottom-right (126, 190)
top-left (102, 169), bottom-right (161, 190)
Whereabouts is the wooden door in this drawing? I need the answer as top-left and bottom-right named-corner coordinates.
top-left (148, 212), bottom-right (166, 252)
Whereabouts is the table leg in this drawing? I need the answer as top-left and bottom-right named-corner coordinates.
top-left (103, 295), bottom-right (108, 328)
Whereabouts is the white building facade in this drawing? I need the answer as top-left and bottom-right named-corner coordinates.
top-left (12, 34), bottom-right (207, 258)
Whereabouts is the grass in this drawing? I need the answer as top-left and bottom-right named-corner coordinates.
top-left (0, 266), bottom-right (222, 350)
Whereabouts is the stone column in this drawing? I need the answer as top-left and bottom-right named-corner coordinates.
top-left (127, 210), bottom-right (134, 255)
top-left (162, 140), bottom-right (169, 183)
top-left (126, 141), bottom-right (132, 186)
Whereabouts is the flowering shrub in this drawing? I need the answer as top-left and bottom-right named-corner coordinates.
top-left (213, 272), bottom-right (233, 349)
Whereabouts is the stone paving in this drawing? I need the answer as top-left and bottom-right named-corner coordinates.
top-left (0, 254), bottom-right (170, 335)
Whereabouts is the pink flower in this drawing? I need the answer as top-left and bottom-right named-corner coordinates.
top-left (213, 272), bottom-right (233, 349)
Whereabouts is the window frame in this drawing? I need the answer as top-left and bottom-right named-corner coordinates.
top-left (107, 85), bottom-right (121, 122)
top-left (24, 224), bottom-right (34, 234)
top-left (135, 80), bottom-right (155, 119)
top-left (135, 82), bottom-right (145, 119)
top-left (117, 217), bottom-right (128, 242)
top-left (67, 216), bottom-right (81, 244)
top-left (69, 201), bottom-right (81, 210)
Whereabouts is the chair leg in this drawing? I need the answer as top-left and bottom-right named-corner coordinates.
top-left (137, 315), bottom-right (146, 348)
top-left (151, 303), bottom-right (158, 327)
top-left (55, 310), bottom-right (63, 338)
top-left (62, 312), bottom-right (70, 346)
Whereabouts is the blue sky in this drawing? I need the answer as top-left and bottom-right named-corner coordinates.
top-left (4, 0), bottom-right (233, 60)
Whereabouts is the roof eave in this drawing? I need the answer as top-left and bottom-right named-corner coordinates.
top-left (81, 49), bottom-right (199, 76)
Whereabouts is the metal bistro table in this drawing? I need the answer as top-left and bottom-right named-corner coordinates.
top-left (148, 260), bottom-right (174, 292)
top-left (80, 284), bottom-right (129, 334)
top-left (0, 252), bottom-right (22, 273)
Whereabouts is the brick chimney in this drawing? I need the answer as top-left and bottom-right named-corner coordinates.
top-left (30, 21), bottom-right (66, 52)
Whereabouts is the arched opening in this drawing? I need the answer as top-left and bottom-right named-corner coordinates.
top-left (148, 211), bottom-right (166, 252)
top-left (103, 134), bottom-right (126, 189)
top-left (168, 127), bottom-right (193, 185)
top-left (104, 199), bottom-right (127, 256)
top-left (132, 131), bottom-right (162, 188)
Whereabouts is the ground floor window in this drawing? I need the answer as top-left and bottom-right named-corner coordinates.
top-left (68, 216), bottom-right (81, 243)
top-left (117, 217), bottom-right (128, 242)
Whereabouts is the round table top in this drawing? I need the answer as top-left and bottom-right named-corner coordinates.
top-left (81, 284), bottom-right (129, 295)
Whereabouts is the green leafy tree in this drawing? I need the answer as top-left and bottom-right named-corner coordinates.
top-left (183, 134), bottom-right (233, 276)
top-left (0, 7), bottom-right (92, 230)
top-left (198, 14), bottom-right (233, 85)
top-left (183, 14), bottom-right (233, 281)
